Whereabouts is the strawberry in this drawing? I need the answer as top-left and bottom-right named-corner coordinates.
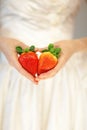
top-left (16, 45), bottom-right (38, 76)
top-left (38, 44), bottom-right (61, 75)
top-left (16, 44), bottom-right (61, 77)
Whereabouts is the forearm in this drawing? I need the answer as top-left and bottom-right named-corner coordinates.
top-left (0, 37), bottom-right (3, 51)
top-left (74, 37), bottom-right (87, 52)
top-left (0, 37), bottom-right (7, 51)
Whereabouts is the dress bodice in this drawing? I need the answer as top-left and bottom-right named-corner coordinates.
top-left (0, 0), bottom-right (82, 29)
top-left (0, 0), bottom-right (84, 46)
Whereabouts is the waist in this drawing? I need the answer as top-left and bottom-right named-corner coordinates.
top-left (0, 23), bottom-right (74, 47)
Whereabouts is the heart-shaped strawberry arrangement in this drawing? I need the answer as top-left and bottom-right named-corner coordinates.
top-left (16, 44), bottom-right (61, 77)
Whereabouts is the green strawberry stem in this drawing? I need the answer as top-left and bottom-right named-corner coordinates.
top-left (16, 45), bottom-right (35, 54)
top-left (42, 43), bottom-right (61, 58)
top-left (23, 48), bottom-right (29, 53)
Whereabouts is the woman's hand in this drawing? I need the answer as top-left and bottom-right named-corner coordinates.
top-left (35, 40), bottom-right (77, 81)
top-left (0, 37), bottom-right (38, 84)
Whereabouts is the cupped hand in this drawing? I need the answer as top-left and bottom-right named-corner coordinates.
top-left (0, 37), bottom-right (38, 84)
top-left (35, 40), bottom-right (77, 81)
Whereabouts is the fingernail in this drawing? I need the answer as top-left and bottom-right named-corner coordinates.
top-left (35, 78), bottom-right (40, 82)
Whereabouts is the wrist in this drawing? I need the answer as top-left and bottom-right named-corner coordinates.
top-left (74, 38), bottom-right (87, 53)
top-left (0, 37), bottom-right (8, 51)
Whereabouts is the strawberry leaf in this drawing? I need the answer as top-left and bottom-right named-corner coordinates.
top-left (42, 49), bottom-right (48, 52)
top-left (16, 46), bottom-right (23, 54)
top-left (29, 45), bottom-right (35, 52)
top-left (50, 48), bottom-right (55, 53)
top-left (48, 43), bottom-right (54, 51)
top-left (52, 52), bottom-right (57, 57)
top-left (55, 48), bottom-right (61, 54)
top-left (57, 54), bottom-right (61, 58)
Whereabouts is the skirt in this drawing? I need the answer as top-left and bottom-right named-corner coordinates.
top-left (0, 27), bottom-right (87, 130)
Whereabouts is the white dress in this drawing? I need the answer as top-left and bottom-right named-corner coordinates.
top-left (0, 0), bottom-right (87, 130)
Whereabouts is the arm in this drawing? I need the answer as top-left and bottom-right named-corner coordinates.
top-left (0, 37), bottom-right (38, 84)
top-left (75, 37), bottom-right (87, 52)
top-left (35, 37), bottom-right (87, 81)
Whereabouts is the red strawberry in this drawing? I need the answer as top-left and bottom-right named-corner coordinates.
top-left (16, 46), bottom-right (38, 77)
top-left (38, 44), bottom-right (61, 75)
top-left (18, 52), bottom-right (38, 76)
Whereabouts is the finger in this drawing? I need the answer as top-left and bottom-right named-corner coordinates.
top-left (52, 55), bottom-right (67, 73)
top-left (38, 68), bottom-right (56, 80)
top-left (34, 77), bottom-right (40, 82)
top-left (15, 63), bottom-right (36, 84)
top-left (15, 63), bottom-right (39, 85)
top-left (12, 53), bottom-right (38, 84)
top-left (38, 56), bottom-right (66, 80)
top-left (38, 69), bottom-right (56, 80)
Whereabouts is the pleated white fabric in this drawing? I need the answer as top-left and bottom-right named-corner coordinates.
top-left (0, 0), bottom-right (87, 130)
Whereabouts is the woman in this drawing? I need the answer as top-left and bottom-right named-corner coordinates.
top-left (0, 0), bottom-right (87, 130)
